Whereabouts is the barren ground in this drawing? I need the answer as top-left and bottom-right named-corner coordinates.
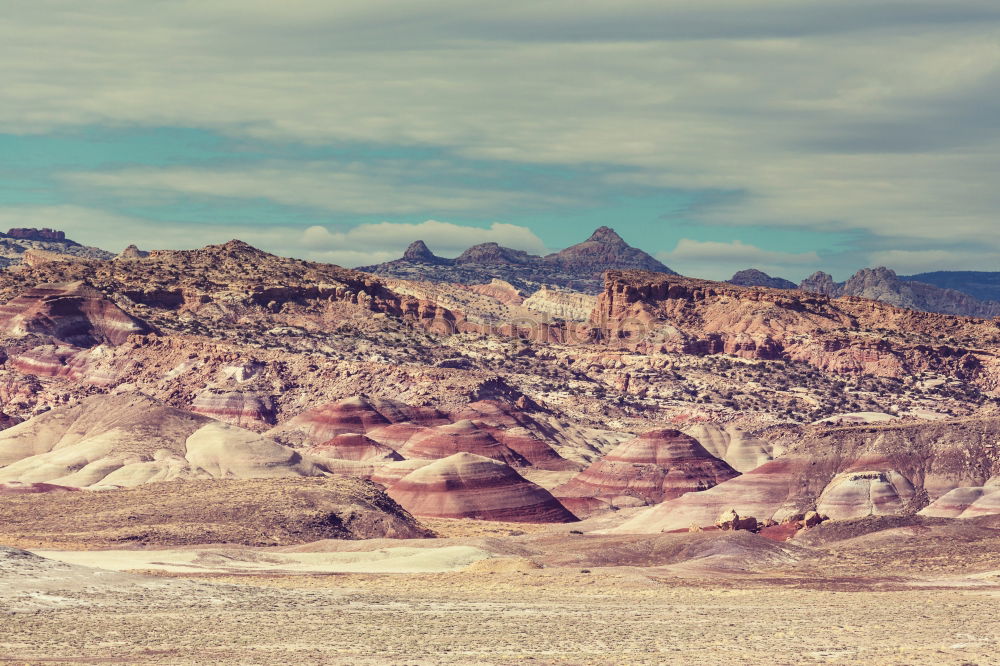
top-left (2, 516), bottom-right (998, 665)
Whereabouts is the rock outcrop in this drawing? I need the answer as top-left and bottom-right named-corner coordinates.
top-left (554, 429), bottom-right (739, 516)
top-left (523, 287), bottom-right (597, 321)
top-left (584, 270), bottom-right (1000, 385)
top-left (0, 229), bottom-right (112, 266)
top-left (116, 244), bottom-right (149, 260)
top-left (191, 390), bottom-right (277, 428)
top-left (386, 452), bottom-right (578, 522)
top-left (0, 281), bottom-right (153, 346)
top-left (682, 423), bottom-right (776, 473)
top-left (815, 470), bottom-right (917, 519)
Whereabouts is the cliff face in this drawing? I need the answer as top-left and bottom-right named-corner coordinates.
top-left (584, 270), bottom-right (1000, 385)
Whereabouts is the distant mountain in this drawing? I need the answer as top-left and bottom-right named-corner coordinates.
top-left (0, 227), bottom-right (113, 268)
top-left (357, 226), bottom-right (677, 293)
top-left (900, 271), bottom-right (1000, 303)
top-left (799, 267), bottom-right (1000, 319)
top-left (728, 269), bottom-right (796, 290)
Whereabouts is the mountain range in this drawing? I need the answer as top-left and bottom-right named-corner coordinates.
top-left (1, 225), bottom-right (997, 320)
top-left (729, 266), bottom-right (1000, 319)
top-left (357, 226), bottom-right (676, 293)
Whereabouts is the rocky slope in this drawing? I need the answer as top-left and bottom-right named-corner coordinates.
top-left (358, 226), bottom-right (676, 293)
top-left (585, 270), bottom-right (1000, 390)
top-left (0, 393), bottom-right (328, 488)
top-left (0, 476), bottom-right (431, 546)
top-left (800, 267), bottom-right (1000, 318)
top-left (0, 228), bottom-right (112, 268)
top-left (553, 429), bottom-right (739, 517)
top-left (609, 415), bottom-right (1000, 532)
top-left (385, 452), bottom-right (578, 522)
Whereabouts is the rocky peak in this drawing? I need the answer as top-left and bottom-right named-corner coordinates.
top-left (544, 227), bottom-right (677, 275)
top-left (116, 244), bottom-right (149, 260)
top-left (455, 243), bottom-right (537, 265)
top-left (799, 271), bottom-right (842, 297)
top-left (586, 226), bottom-right (626, 245)
top-left (401, 240), bottom-right (444, 264)
top-left (206, 239), bottom-right (270, 258)
top-left (729, 269), bottom-right (796, 290)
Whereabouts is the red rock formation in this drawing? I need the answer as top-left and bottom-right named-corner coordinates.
top-left (5, 228), bottom-right (67, 242)
top-left (386, 452), bottom-right (578, 523)
top-left (269, 396), bottom-right (449, 447)
top-left (920, 483), bottom-right (1000, 518)
top-left (364, 423), bottom-right (430, 450)
top-left (268, 397), bottom-right (393, 446)
top-left (466, 279), bottom-right (524, 305)
top-left (610, 416), bottom-right (1000, 533)
top-left (584, 270), bottom-right (1000, 382)
top-left (397, 420), bottom-right (529, 467)
top-left (191, 390), bottom-right (277, 429)
top-left (815, 470), bottom-right (916, 519)
top-left (309, 433), bottom-right (403, 462)
top-left (9, 345), bottom-right (117, 386)
top-left (370, 459), bottom-right (434, 486)
top-left (486, 426), bottom-right (576, 471)
top-left (554, 429), bottom-right (739, 517)
top-left (0, 281), bottom-right (152, 346)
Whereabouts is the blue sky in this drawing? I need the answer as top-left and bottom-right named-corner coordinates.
top-left (2, 1), bottom-right (999, 280)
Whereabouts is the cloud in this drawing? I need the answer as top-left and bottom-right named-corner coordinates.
top-left (1, 1), bottom-right (999, 260)
top-left (659, 239), bottom-right (821, 281)
top-left (64, 165), bottom-right (572, 216)
top-left (0, 205), bottom-right (546, 266)
top-left (866, 248), bottom-right (1000, 275)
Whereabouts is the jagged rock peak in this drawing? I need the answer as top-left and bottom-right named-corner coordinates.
top-left (799, 271), bottom-right (841, 296)
top-left (207, 239), bottom-right (270, 256)
top-left (116, 244), bottom-right (149, 260)
top-left (402, 240), bottom-right (440, 263)
top-left (586, 226), bottom-right (626, 244)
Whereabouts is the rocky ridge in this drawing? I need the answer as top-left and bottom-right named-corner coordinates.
top-left (800, 267), bottom-right (1000, 319)
top-left (358, 226), bottom-right (676, 293)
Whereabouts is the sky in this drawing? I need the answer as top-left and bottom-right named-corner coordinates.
top-left (2, 1), bottom-right (999, 281)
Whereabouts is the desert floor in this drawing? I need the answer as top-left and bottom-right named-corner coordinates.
top-left (2, 518), bottom-right (999, 665)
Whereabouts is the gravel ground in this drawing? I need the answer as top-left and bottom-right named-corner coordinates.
top-left (1, 565), bottom-right (998, 665)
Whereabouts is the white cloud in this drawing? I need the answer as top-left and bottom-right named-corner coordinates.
top-left (866, 248), bottom-right (1000, 275)
top-left (659, 239), bottom-right (821, 281)
top-left (1, 1), bottom-right (999, 256)
top-left (0, 205), bottom-right (547, 266)
top-left (64, 165), bottom-right (572, 216)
